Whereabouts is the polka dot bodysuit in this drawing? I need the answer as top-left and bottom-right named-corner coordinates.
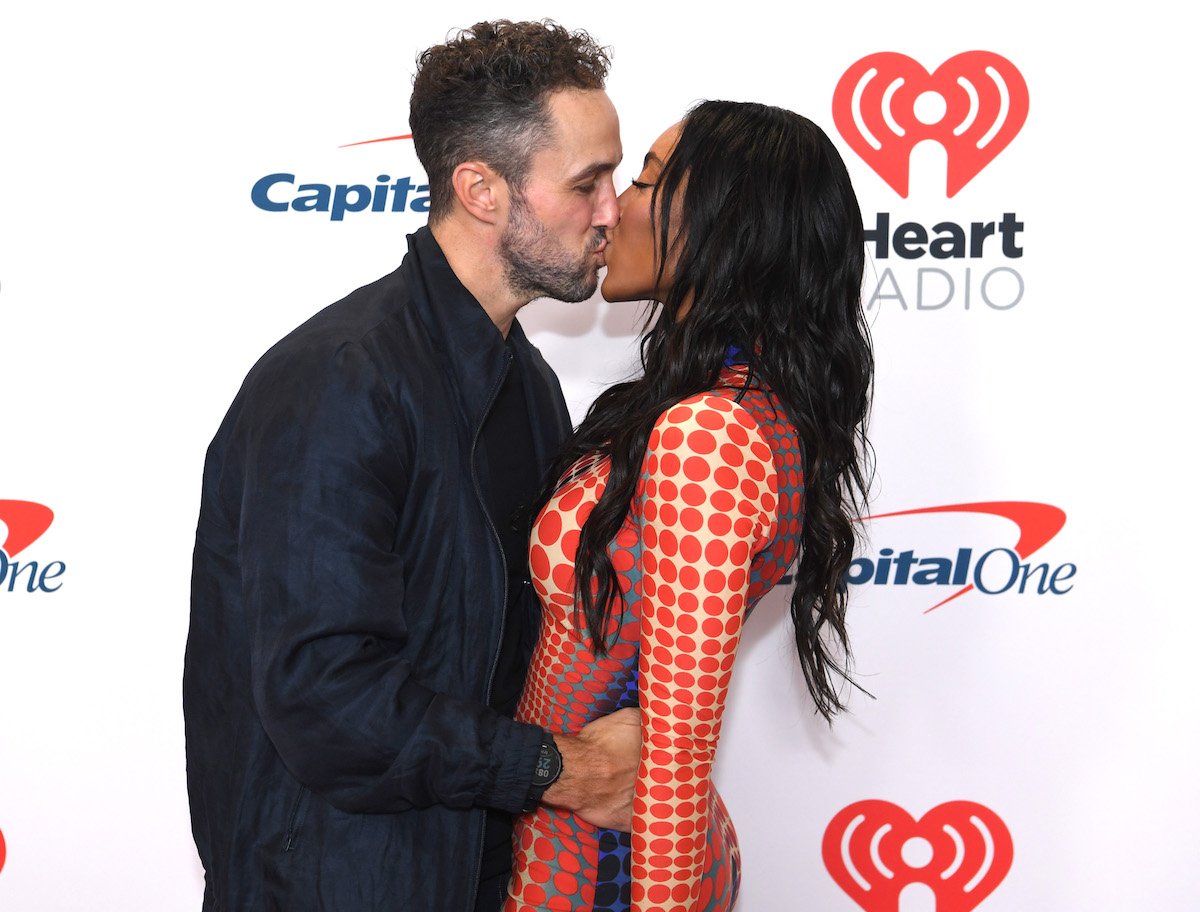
top-left (505, 367), bottom-right (805, 912)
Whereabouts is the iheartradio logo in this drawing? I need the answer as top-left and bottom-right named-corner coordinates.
top-left (0, 824), bottom-right (6, 876)
top-left (833, 52), bottom-right (1029, 197)
top-left (823, 800), bottom-right (1013, 911)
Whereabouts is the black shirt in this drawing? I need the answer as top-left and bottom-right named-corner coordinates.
top-left (478, 340), bottom-right (543, 884)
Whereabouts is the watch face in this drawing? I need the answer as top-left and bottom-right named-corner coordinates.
top-left (534, 740), bottom-right (562, 785)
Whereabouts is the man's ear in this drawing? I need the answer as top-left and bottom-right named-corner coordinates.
top-left (450, 161), bottom-right (508, 225)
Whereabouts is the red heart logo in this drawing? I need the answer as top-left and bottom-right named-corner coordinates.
top-left (0, 825), bottom-right (7, 876)
top-left (0, 500), bottom-right (54, 558)
top-left (823, 800), bottom-right (1013, 911)
top-left (832, 52), bottom-right (1029, 197)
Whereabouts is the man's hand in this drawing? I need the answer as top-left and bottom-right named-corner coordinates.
top-left (542, 707), bottom-right (640, 832)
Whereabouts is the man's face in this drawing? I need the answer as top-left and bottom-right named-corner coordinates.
top-left (499, 88), bottom-right (622, 303)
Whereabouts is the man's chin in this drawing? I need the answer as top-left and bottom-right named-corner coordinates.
top-left (553, 271), bottom-right (600, 304)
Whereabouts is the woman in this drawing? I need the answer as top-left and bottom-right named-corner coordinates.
top-left (505, 100), bottom-right (873, 912)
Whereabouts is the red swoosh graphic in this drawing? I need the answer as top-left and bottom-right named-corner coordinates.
top-left (338, 134), bottom-right (413, 148)
top-left (0, 500), bottom-right (55, 558)
top-left (862, 501), bottom-right (1066, 612)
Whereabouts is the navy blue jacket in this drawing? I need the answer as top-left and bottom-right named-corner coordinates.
top-left (184, 227), bottom-right (572, 911)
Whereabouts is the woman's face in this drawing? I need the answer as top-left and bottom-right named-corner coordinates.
top-left (600, 121), bottom-right (683, 303)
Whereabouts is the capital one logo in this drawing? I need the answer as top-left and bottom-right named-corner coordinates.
top-left (824, 800), bottom-right (1013, 910)
top-left (0, 499), bottom-right (65, 593)
top-left (251, 133), bottom-right (430, 221)
top-left (833, 52), bottom-right (1029, 197)
top-left (850, 502), bottom-right (1075, 613)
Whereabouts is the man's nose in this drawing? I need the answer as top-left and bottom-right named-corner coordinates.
top-left (595, 176), bottom-right (620, 230)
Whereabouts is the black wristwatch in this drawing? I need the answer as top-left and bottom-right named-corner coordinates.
top-left (523, 732), bottom-right (563, 811)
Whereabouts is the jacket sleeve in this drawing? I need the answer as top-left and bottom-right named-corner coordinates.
top-left (232, 339), bottom-right (542, 815)
top-left (629, 395), bottom-right (777, 912)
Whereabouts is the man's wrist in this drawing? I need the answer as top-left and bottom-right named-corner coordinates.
top-left (522, 731), bottom-right (563, 812)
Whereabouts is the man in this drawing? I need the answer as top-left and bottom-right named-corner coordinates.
top-left (184, 21), bottom-right (636, 912)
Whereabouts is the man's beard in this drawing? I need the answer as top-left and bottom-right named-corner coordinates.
top-left (499, 192), bottom-right (605, 303)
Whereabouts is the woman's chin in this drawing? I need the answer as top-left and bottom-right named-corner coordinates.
top-left (599, 274), bottom-right (621, 303)
top-left (600, 272), bottom-right (641, 304)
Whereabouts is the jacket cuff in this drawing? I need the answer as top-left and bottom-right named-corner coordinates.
top-left (483, 717), bottom-right (545, 814)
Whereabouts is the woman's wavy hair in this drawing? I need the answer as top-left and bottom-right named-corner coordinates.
top-left (543, 100), bottom-right (874, 720)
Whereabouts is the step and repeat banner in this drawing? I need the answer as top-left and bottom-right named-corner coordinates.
top-left (2, 2), bottom-right (1196, 910)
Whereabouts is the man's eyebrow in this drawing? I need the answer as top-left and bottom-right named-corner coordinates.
top-left (568, 156), bottom-right (623, 182)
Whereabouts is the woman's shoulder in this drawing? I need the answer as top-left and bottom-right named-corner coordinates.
top-left (654, 389), bottom-right (751, 424)
top-left (640, 389), bottom-right (780, 544)
top-left (647, 389), bottom-right (773, 463)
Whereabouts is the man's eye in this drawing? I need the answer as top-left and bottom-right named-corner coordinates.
top-left (575, 183), bottom-right (596, 194)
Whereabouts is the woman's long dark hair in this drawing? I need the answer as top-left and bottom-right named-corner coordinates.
top-left (544, 100), bottom-right (874, 720)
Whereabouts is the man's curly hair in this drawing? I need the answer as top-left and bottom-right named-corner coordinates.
top-left (410, 20), bottom-right (611, 221)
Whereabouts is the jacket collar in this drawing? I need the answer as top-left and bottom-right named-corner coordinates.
top-left (399, 227), bottom-right (565, 471)
top-left (400, 226), bottom-right (513, 431)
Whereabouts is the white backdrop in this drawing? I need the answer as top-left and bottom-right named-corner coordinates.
top-left (2, 2), bottom-right (1198, 910)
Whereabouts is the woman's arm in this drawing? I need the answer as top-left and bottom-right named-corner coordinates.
top-left (631, 394), bottom-right (778, 912)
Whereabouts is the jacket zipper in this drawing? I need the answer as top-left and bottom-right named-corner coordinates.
top-left (467, 350), bottom-right (512, 911)
top-left (283, 785), bottom-right (307, 852)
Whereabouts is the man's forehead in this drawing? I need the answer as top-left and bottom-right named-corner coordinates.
top-left (542, 88), bottom-right (622, 176)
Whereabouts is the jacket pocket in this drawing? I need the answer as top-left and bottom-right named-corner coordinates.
top-left (283, 785), bottom-right (310, 853)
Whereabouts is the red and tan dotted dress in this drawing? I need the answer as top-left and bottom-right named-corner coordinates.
top-left (505, 366), bottom-right (805, 912)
